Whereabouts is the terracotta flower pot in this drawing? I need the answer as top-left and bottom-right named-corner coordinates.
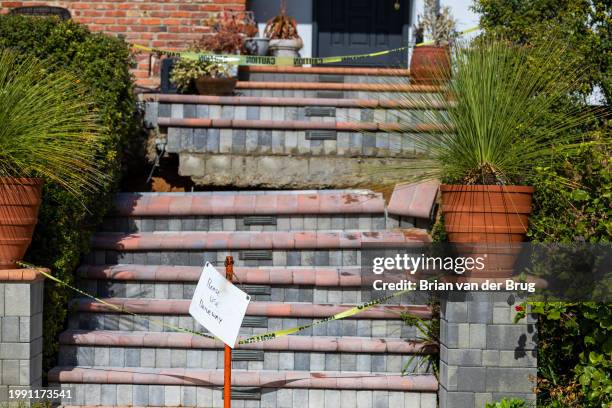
top-left (410, 45), bottom-right (451, 85)
top-left (440, 185), bottom-right (534, 276)
top-left (195, 76), bottom-right (238, 96)
top-left (0, 178), bottom-right (43, 269)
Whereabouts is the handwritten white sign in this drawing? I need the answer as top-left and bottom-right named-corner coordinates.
top-left (189, 262), bottom-right (250, 348)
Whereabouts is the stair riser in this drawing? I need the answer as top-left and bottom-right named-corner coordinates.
top-left (238, 90), bottom-right (439, 99)
top-left (180, 155), bottom-right (424, 189)
top-left (244, 73), bottom-right (410, 84)
top-left (100, 215), bottom-right (387, 233)
top-left (68, 314), bottom-right (418, 339)
top-left (84, 249), bottom-right (363, 267)
top-left (76, 280), bottom-right (430, 305)
top-left (58, 345), bottom-right (430, 374)
top-left (157, 104), bottom-right (432, 123)
top-left (165, 128), bottom-right (427, 158)
top-left (50, 383), bottom-right (437, 407)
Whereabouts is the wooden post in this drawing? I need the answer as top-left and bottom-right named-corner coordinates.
top-left (223, 256), bottom-right (234, 408)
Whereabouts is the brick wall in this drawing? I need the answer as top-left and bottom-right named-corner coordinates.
top-left (0, 0), bottom-right (246, 86)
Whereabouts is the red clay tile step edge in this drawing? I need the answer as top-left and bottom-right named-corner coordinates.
top-left (59, 330), bottom-right (432, 354)
top-left (70, 298), bottom-right (433, 319)
top-left (90, 230), bottom-right (432, 251)
top-left (48, 367), bottom-right (439, 391)
top-left (112, 191), bottom-right (385, 216)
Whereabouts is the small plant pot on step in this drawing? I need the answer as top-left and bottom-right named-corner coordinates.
top-left (410, 45), bottom-right (451, 85)
top-left (0, 178), bottom-right (43, 269)
top-left (440, 185), bottom-right (534, 277)
top-left (244, 37), bottom-right (270, 56)
top-left (268, 38), bottom-right (303, 58)
top-left (195, 76), bottom-right (238, 95)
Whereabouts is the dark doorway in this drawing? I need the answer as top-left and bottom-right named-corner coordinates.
top-left (314, 0), bottom-right (410, 67)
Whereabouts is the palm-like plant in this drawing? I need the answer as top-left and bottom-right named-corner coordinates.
top-left (381, 38), bottom-right (601, 186)
top-left (0, 48), bottom-right (104, 194)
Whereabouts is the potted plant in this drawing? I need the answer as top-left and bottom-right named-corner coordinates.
top-left (242, 11), bottom-right (270, 57)
top-left (199, 11), bottom-right (255, 55)
top-left (376, 39), bottom-right (599, 272)
top-left (410, 0), bottom-right (456, 84)
top-left (163, 11), bottom-right (250, 94)
top-left (264, 0), bottom-right (303, 58)
top-left (0, 49), bottom-right (103, 269)
top-left (170, 57), bottom-right (235, 95)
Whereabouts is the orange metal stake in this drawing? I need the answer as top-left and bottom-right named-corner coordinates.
top-left (223, 256), bottom-right (234, 408)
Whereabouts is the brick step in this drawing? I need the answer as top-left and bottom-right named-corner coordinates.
top-left (236, 89), bottom-right (438, 100)
top-left (149, 103), bottom-right (436, 134)
top-left (100, 214), bottom-right (388, 233)
top-left (70, 298), bottom-right (431, 320)
top-left (68, 313), bottom-right (420, 339)
top-left (165, 128), bottom-right (427, 159)
top-left (78, 265), bottom-right (363, 284)
top-left (90, 230), bottom-right (430, 251)
top-left (141, 94), bottom-right (443, 109)
top-left (85, 248), bottom-right (366, 267)
top-left (242, 72), bottom-right (409, 84)
top-left (58, 330), bottom-right (428, 354)
top-left (242, 66), bottom-right (411, 77)
top-left (48, 366), bottom-right (438, 391)
top-left (235, 82), bottom-right (437, 93)
top-left (159, 118), bottom-right (443, 133)
top-left (58, 345), bottom-right (430, 375)
top-left (76, 279), bottom-right (430, 305)
top-left (50, 374), bottom-right (437, 407)
top-left (241, 66), bottom-right (411, 85)
top-left (174, 154), bottom-right (427, 189)
top-left (48, 385), bottom-right (437, 408)
top-left (111, 190), bottom-right (385, 217)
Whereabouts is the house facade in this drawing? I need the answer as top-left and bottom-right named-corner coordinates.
top-left (0, 0), bottom-right (477, 86)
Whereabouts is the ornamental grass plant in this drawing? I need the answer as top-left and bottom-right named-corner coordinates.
top-left (377, 37), bottom-right (604, 186)
top-left (0, 48), bottom-right (105, 194)
top-left (0, 48), bottom-right (106, 270)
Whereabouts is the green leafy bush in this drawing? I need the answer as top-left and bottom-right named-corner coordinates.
top-left (527, 137), bottom-right (610, 243)
top-left (485, 398), bottom-right (526, 408)
top-left (0, 15), bottom-right (137, 373)
top-left (473, 4), bottom-right (611, 406)
top-left (516, 302), bottom-right (611, 407)
top-left (473, 0), bottom-right (611, 106)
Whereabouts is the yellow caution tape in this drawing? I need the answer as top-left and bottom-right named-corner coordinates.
top-left (132, 26), bottom-right (479, 67)
top-left (33, 266), bottom-right (216, 340)
top-left (21, 263), bottom-right (409, 346)
top-left (133, 44), bottom-right (409, 66)
top-left (238, 289), bottom-right (408, 345)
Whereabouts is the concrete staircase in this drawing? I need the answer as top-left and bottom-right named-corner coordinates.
top-left (49, 190), bottom-right (438, 407)
top-left (140, 66), bottom-right (445, 188)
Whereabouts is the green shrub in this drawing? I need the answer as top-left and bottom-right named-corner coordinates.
top-left (527, 136), bottom-right (610, 243)
top-left (0, 15), bottom-right (137, 373)
top-left (485, 398), bottom-right (527, 408)
top-left (472, 3), bottom-right (611, 406)
top-left (473, 0), bottom-right (611, 106)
